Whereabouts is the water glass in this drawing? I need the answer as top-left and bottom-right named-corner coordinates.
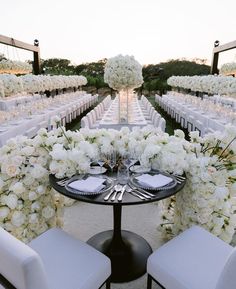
top-left (117, 164), bottom-right (129, 185)
top-left (107, 151), bottom-right (116, 172)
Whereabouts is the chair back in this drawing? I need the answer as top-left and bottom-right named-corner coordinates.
top-left (0, 227), bottom-right (49, 289)
top-left (216, 248), bottom-right (236, 289)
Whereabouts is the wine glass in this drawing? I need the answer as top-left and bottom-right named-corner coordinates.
top-left (123, 152), bottom-right (138, 170)
top-left (107, 151), bottom-right (116, 172)
top-left (97, 154), bottom-right (106, 173)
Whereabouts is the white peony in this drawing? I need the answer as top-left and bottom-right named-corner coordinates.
top-left (0, 207), bottom-right (10, 220)
top-left (104, 54), bottom-right (143, 91)
top-left (11, 211), bottom-right (26, 227)
top-left (3, 194), bottom-right (18, 209)
top-left (10, 182), bottom-right (25, 195)
top-left (28, 191), bottom-right (38, 201)
top-left (42, 206), bottom-right (55, 219)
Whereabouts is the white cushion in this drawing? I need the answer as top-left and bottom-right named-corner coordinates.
top-left (29, 228), bottom-right (111, 289)
top-left (216, 248), bottom-right (236, 289)
top-left (0, 227), bottom-right (49, 289)
top-left (147, 226), bottom-right (233, 289)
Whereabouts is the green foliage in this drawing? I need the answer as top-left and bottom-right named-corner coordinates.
top-left (39, 57), bottom-right (210, 95)
top-left (142, 58), bottom-right (210, 95)
top-left (74, 59), bottom-right (107, 78)
top-left (41, 58), bottom-right (75, 75)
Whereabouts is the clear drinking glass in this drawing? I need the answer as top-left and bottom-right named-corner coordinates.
top-left (107, 151), bottom-right (116, 172)
top-left (97, 154), bottom-right (106, 173)
top-left (117, 163), bottom-right (129, 185)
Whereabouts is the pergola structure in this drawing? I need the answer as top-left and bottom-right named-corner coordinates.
top-left (0, 34), bottom-right (40, 75)
top-left (211, 39), bottom-right (236, 75)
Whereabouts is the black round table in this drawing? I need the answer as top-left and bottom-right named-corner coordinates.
top-left (49, 173), bottom-right (185, 283)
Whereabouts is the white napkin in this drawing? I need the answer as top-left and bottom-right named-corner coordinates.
top-left (68, 176), bottom-right (105, 193)
top-left (136, 174), bottom-right (173, 188)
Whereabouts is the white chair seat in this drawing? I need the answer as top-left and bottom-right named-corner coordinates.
top-left (147, 226), bottom-right (233, 289)
top-left (29, 228), bottom-right (110, 289)
top-left (0, 227), bottom-right (111, 289)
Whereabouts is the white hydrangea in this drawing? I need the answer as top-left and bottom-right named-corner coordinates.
top-left (104, 54), bottom-right (143, 91)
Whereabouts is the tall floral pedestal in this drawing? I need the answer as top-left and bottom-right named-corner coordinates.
top-left (118, 89), bottom-right (133, 124)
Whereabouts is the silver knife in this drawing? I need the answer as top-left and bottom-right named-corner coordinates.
top-left (117, 185), bottom-right (127, 202)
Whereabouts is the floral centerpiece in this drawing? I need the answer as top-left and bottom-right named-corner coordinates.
top-left (104, 54), bottom-right (143, 123)
top-left (104, 54), bottom-right (143, 91)
top-left (0, 122), bottom-right (235, 244)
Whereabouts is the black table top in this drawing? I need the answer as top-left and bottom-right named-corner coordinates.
top-left (49, 172), bottom-right (185, 206)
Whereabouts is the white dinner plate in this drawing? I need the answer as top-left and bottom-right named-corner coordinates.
top-left (88, 166), bottom-right (107, 175)
top-left (130, 165), bottom-right (151, 173)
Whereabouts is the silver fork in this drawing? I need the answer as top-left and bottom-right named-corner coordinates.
top-left (104, 184), bottom-right (122, 201)
top-left (111, 184), bottom-right (123, 202)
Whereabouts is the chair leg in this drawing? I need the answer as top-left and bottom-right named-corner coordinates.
top-left (147, 274), bottom-right (152, 289)
top-left (106, 279), bottom-right (111, 289)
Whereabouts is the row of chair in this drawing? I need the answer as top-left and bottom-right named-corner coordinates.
top-left (81, 95), bottom-right (112, 129)
top-left (155, 94), bottom-right (225, 136)
top-left (203, 94), bottom-right (236, 109)
top-left (24, 93), bottom-right (98, 138)
top-left (139, 96), bottom-right (166, 131)
top-left (1, 225), bottom-right (234, 289)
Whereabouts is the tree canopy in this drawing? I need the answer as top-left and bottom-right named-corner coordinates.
top-left (39, 57), bottom-right (211, 95)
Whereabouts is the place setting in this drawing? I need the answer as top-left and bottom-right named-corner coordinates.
top-left (53, 160), bottom-right (185, 203)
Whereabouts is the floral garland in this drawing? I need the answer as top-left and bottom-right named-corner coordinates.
top-left (0, 59), bottom-right (32, 75)
top-left (220, 62), bottom-right (236, 76)
top-left (0, 124), bottom-right (235, 243)
top-left (167, 75), bottom-right (236, 96)
top-left (104, 54), bottom-right (143, 91)
top-left (0, 74), bottom-right (88, 97)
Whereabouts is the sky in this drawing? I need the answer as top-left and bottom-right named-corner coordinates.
top-left (1, 0), bottom-right (236, 67)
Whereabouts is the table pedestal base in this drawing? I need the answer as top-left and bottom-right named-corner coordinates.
top-left (87, 230), bottom-right (152, 283)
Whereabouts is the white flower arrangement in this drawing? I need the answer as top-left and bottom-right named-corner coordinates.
top-left (167, 75), bottom-right (236, 96)
top-left (161, 126), bottom-right (236, 243)
top-left (0, 59), bottom-right (32, 75)
top-left (0, 74), bottom-right (24, 97)
top-left (0, 74), bottom-right (88, 97)
top-left (104, 54), bottom-right (143, 91)
top-left (0, 125), bottom-right (235, 244)
top-left (220, 62), bottom-right (236, 76)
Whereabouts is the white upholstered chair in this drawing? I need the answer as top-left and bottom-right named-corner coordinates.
top-left (147, 225), bottom-right (235, 289)
top-left (0, 227), bottom-right (111, 289)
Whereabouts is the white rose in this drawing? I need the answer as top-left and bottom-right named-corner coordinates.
top-left (31, 164), bottom-right (48, 179)
top-left (29, 213), bottom-right (39, 224)
top-left (5, 194), bottom-right (18, 209)
top-left (36, 185), bottom-right (46, 195)
top-left (174, 129), bottom-right (185, 139)
top-left (50, 148), bottom-right (68, 161)
top-left (28, 191), bottom-right (38, 201)
top-left (11, 211), bottom-right (26, 227)
top-left (23, 175), bottom-right (35, 186)
top-left (0, 207), bottom-right (10, 220)
top-left (214, 187), bottom-right (229, 199)
top-left (21, 146), bottom-right (35, 156)
top-left (31, 201), bottom-right (41, 212)
top-left (42, 206), bottom-right (55, 219)
top-left (50, 115), bottom-right (61, 126)
top-left (10, 182), bottom-right (25, 195)
top-left (2, 163), bottom-right (20, 177)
